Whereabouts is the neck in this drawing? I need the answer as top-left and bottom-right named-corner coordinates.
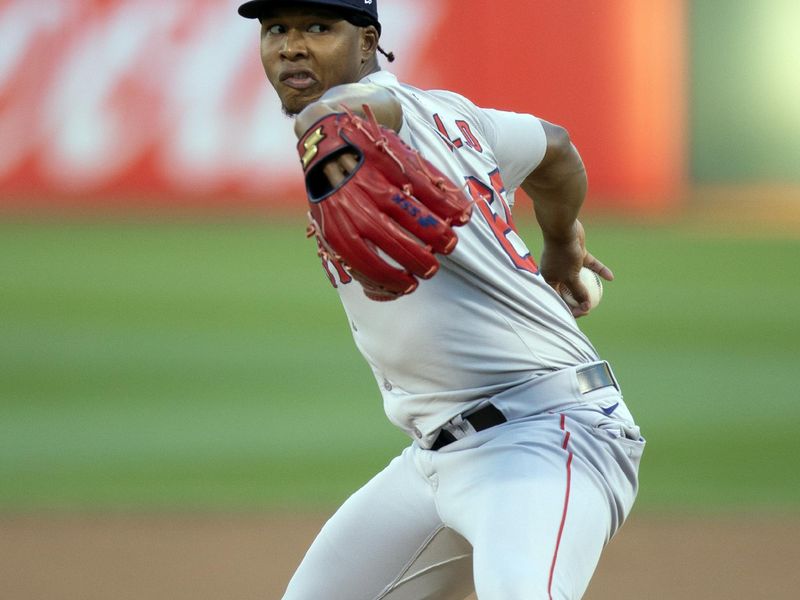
top-left (358, 59), bottom-right (381, 81)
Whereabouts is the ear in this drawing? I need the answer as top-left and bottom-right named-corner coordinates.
top-left (360, 26), bottom-right (379, 60)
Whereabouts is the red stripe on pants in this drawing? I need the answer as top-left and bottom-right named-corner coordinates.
top-left (548, 414), bottom-right (573, 599)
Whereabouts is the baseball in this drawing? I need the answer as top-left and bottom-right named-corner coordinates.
top-left (560, 267), bottom-right (604, 309)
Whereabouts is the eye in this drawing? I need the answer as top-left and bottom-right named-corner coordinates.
top-left (308, 23), bottom-right (329, 33)
top-left (262, 23), bottom-right (285, 35)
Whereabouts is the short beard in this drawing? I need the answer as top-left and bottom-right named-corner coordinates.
top-left (281, 104), bottom-right (299, 118)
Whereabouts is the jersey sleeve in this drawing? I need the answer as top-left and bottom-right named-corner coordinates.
top-left (476, 109), bottom-right (547, 191)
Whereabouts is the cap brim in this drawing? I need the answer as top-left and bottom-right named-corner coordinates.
top-left (237, 0), bottom-right (381, 35)
top-left (237, 1), bottom-right (267, 19)
top-left (238, 0), bottom-right (351, 19)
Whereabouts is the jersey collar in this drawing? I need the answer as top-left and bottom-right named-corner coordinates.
top-left (360, 70), bottom-right (398, 86)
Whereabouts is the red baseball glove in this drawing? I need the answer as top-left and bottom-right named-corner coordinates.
top-left (298, 105), bottom-right (472, 301)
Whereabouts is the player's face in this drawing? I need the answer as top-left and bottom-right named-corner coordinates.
top-left (260, 7), bottom-right (372, 115)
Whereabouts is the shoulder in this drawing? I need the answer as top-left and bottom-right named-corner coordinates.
top-left (427, 88), bottom-right (478, 108)
top-left (364, 72), bottom-right (478, 113)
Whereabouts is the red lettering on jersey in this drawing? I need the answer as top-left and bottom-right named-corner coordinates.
top-left (433, 113), bottom-right (463, 151)
top-left (432, 115), bottom-right (485, 154)
top-left (466, 171), bottom-right (539, 275)
top-left (488, 170), bottom-right (511, 221)
top-left (456, 120), bottom-right (483, 152)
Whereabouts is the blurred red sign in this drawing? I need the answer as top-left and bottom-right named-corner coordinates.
top-left (0, 0), bottom-right (685, 211)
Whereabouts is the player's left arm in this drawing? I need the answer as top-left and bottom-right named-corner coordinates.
top-left (521, 120), bottom-right (613, 316)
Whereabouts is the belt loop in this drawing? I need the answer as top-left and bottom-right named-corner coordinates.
top-left (603, 360), bottom-right (620, 391)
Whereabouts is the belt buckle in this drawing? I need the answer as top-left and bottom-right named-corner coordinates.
top-left (432, 414), bottom-right (473, 450)
top-left (441, 413), bottom-right (475, 441)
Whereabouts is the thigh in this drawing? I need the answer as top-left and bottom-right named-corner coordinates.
top-left (434, 414), bottom-right (633, 600)
top-left (378, 526), bottom-right (474, 600)
top-left (282, 445), bottom-right (474, 600)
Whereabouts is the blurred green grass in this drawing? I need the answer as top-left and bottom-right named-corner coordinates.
top-left (1, 217), bottom-right (798, 512)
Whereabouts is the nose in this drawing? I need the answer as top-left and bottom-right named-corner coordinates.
top-left (280, 28), bottom-right (308, 60)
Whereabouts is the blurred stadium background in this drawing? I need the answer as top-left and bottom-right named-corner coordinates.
top-left (1, 0), bottom-right (799, 598)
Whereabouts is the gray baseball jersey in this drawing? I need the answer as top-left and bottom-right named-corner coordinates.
top-left (323, 71), bottom-right (599, 447)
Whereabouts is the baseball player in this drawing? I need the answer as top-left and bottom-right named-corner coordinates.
top-left (237, 1), bottom-right (645, 598)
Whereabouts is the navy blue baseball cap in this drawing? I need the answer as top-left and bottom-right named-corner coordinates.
top-left (238, 0), bottom-right (381, 33)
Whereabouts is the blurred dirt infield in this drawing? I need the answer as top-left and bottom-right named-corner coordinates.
top-left (1, 514), bottom-right (798, 599)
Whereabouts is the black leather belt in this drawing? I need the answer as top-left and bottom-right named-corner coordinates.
top-left (431, 362), bottom-right (617, 451)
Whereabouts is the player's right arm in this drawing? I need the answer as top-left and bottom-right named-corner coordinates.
top-left (294, 83), bottom-right (403, 137)
top-left (520, 121), bottom-right (613, 315)
top-left (293, 83), bottom-right (403, 185)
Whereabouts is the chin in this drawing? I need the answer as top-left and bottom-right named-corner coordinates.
top-left (282, 104), bottom-right (301, 118)
top-left (279, 90), bottom-right (323, 118)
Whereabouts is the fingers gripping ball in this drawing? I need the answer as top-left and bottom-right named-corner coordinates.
top-left (298, 106), bottom-right (473, 301)
top-left (561, 267), bottom-right (604, 310)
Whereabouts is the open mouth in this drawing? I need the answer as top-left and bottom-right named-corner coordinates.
top-left (280, 70), bottom-right (318, 90)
